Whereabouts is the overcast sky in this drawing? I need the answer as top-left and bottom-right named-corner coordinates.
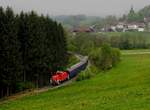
top-left (0, 0), bottom-right (150, 16)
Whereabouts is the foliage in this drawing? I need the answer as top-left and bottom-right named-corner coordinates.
top-left (108, 32), bottom-right (150, 49)
top-left (121, 5), bottom-right (150, 22)
top-left (89, 44), bottom-right (121, 70)
top-left (111, 48), bottom-right (121, 65)
top-left (0, 7), bottom-right (68, 98)
top-left (67, 33), bottom-right (108, 55)
top-left (76, 66), bottom-right (99, 81)
top-left (138, 5), bottom-right (150, 17)
top-left (66, 54), bottom-right (80, 68)
top-left (0, 7), bottom-right (23, 97)
top-left (100, 44), bottom-right (113, 70)
top-left (67, 32), bottom-right (150, 54)
top-left (15, 82), bottom-right (35, 92)
top-left (127, 6), bottom-right (143, 22)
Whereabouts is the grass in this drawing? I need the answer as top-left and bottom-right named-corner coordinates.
top-left (0, 54), bottom-right (150, 110)
top-left (121, 49), bottom-right (150, 54)
top-left (104, 32), bottom-right (150, 37)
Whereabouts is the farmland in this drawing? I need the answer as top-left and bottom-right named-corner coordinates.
top-left (0, 51), bottom-right (150, 110)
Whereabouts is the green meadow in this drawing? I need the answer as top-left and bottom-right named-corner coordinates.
top-left (0, 52), bottom-right (150, 110)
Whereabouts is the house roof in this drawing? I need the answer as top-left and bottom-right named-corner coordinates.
top-left (127, 22), bottom-right (145, 27)
top-left (71, 27), bottom-right (94, 32)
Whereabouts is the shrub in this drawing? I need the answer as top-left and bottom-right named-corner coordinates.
top-left (76, 66), bottom-right (99, 81)
top-left (89, 44), bottom-right (121, 70)
top-left (67, 54), bottom-right (80, 68)
top-left (15, 82), bottom-right (35, 92)
top-left (100, 44), bottom-right (113, 70)
top-left (111, 48), bottom-right (121, 66)
top-left (89, 48), bottom-right (101, 66)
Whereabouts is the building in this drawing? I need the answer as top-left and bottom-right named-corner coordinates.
top-left (116, 22), bottom-right (128, 32)
top-left (100, 21), bottom-right (146, 33)
top-left (126, 22), bottom-right (145, 32)
top-left (71, 27), bottom-right (95, 33)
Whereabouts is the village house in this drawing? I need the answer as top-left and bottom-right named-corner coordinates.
top-left (101, 22), bottom-right (146, 32)
top-left (101, 26), bottom-right (115, 32)
top-left (116, 22), bottom-right (127, 32)
top-left (127, 22), bottom-right (145, 32)
top-left (71, 26), bottom-right (95, 33)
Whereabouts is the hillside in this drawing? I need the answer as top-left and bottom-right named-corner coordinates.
top-left (139, 5), bottom-right (150, 17)
top-left (0, 53), bottom-right (150, 110)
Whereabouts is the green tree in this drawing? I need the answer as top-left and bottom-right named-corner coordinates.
top-left (127, 6), bottom-right (137, 22)
top-left (0, 7), bottom-right (22, 97)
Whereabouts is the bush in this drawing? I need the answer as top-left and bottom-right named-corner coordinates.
top-left (112, 48), bottom-right (121, 66)
top-left (67, 54), bottom-right (80, 68)
top-left (76, 66), bottom-right (99, 81)
top-left (15, 82), bottom-right (35, 92)
top-left (100, 44), bottom-right (113, 70)
top-left (89, 48), bottom-right (101, 66)
top-left (89, 44), bottom-right (121, 70)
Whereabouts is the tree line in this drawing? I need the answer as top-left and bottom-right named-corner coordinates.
top-left (120, 5), bottom-right (150, 23)
top-left (0, 7), bottom-right (68, 98)
top-left (68, 33), bottom-right (150, 56)
top-left (67, 33), bottom-right (121, 70)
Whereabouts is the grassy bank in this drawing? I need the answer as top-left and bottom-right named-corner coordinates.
top-left (0, 54), bottom-right (150, 110)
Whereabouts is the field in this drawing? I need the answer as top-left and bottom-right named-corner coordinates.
top-left (79, 32), bottom-right (150, 43)
top-left (122, 49), bottom-right (150, 54)
top-left (0, 52), bottom-right (150, 110)
top-left (102, 32), bottom-right (150, 44)
top-left (104, 32), bottom-right (150, 38)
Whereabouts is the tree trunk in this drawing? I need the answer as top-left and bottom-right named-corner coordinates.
top-left (23, 69), bottom-right (26, 82)
top-left (36, 78), bottom-right (38, 88)
top-left (9, 87), bottom-right (12, 96)
top-left (1, 89), bottom-right (3, 98)
top-left (6, 86), bottom-right (9, 96)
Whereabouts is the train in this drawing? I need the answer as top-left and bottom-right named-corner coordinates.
top-left (50, 56), bottom-right (88, 85)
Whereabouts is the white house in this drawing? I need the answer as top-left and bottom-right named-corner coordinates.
top-left (126, 23), bottom-right (145, 32)
top-left (116, 22), bottom-right (125, 29)
top-left (138, 28), bottom-right (144, 32)
top-left (101, 22), bottom-right (145, 32)
top-left (127, 24), bottom-right (138, 30)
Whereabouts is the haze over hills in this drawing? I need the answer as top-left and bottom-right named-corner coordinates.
top-left (52, 5), bottom-right (150, 29)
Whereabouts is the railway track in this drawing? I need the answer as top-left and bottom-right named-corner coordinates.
top-left (0, 68), bottom-right (81, 104)
top-left (0, 54), bottom-right (88, 104)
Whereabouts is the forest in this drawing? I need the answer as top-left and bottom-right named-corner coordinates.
top-left (0, 7), bottom-right (68, 98)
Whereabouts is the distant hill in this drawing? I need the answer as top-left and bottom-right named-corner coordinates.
top-left (52, 5), bottom-right (150, 30)
top-left (52, 15), bottom-right (102, 29)
top-left (139, 5), bottom-right (150, 17)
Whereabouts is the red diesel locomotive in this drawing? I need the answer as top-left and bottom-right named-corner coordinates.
top-left (50, 71), bottom-right (70, 85)
top-left (50, 56), bottom-right (88, 85)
